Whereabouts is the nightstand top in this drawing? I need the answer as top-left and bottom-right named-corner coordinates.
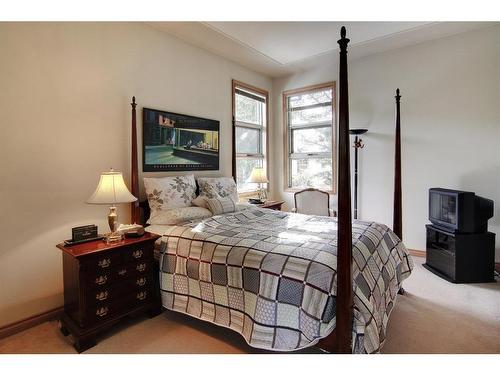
top-left (56, 232), bottom-right (161, 258)
top-left (259, 200), bottom-right (285, 207)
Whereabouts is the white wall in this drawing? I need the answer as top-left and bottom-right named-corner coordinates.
top-left (271, 25), bottom-right (500, 261)
top-left (0, 22), bottom-right (271, 327)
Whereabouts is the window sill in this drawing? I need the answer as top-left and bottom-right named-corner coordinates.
top-left (284, 188), bottom-right (335, 195)
top-left (238, 190), bottom-right (259, 198)
top-left (238, 189), bottom-right (272, 200)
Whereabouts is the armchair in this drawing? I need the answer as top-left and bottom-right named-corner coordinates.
top-left (292, 188), bottom-right (337, 217)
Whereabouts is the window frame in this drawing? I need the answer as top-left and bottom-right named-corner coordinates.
top-left (283, 82), bottom-right (337, 194)
top-left (232, 80), bottom-right (269, 196)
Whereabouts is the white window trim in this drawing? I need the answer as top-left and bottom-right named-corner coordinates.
top-left (283, 82), bottom-right (337, 194)
top-left (232, 80), bottom-right (269, 195)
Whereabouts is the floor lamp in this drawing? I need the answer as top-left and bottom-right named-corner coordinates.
top-left (349, 129), bottom-right (367, 220)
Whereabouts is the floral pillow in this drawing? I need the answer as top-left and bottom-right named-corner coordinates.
top-left (197, 177), bottom-right (238, 203)
top-left (143, 175), bottom-right (197, 217)
top-left (146, 206), bottom-right (212, 225)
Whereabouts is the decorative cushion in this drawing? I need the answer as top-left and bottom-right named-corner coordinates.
top-left (191, 195), bottom-right (249, 212)
top-left (197, 177), bottom-right (238, 203)
top-left (143, 175), bottom-right (197, 217)
top-left (206, 197), bottom-right (237, 215)
top-left (147, 206), bottom-right (212, 225)
top-left (192, 195), bottom-right (209, 209)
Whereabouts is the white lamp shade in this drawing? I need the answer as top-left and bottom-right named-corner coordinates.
top-left (247, 167), bottom-right (269, 184)
top-left (87, 170), bottom-right (137, 205)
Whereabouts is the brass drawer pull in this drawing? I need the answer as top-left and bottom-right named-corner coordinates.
top-left (96, 291), bottom-right (108, 301)
top-left (136, 291), bottom-right (147, 301)
top-left (98, 258), bottom-right (111, 268)
top-left (95, 275), bottom-right (108, 285)
top-left (96, 306), bottom-right (109, 317)
top-left (136, 263), bottom-right (147, 272)
top-left (132, 249), bottom-right (143, 259)
top-left (118, 269), bottom-right (127, 276)
top-left (136, 277), bottom-right (147, 286)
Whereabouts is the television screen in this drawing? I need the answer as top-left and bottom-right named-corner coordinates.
top-left (143, 108), bottom-right (219, 172)
top-left (430, 191), bottom-right (457, 225)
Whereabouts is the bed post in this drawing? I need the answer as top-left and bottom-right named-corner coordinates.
top-left (131, 96), bottom-right (140, 224)
top-left (393, 89), bottom-right (402, 239)
top-left (335, 26), bottom-right (353, 354)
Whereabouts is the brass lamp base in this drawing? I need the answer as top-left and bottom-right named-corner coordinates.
top-left (105, 206), bottom-right (123, 243)
top-left (108, 206), bottom-right (118, 232)
top-left (258, 183), bottom-right (267, 201)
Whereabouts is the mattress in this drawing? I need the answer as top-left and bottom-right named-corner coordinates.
top-left (148, 207), bottom-right (413, 353)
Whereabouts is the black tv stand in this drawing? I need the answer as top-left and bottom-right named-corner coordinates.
top-left (425, 224), bottom-right (495, 283)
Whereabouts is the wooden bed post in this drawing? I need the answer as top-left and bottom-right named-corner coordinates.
top-left (335, 26), bottom-right (353, 354)
top-left (131, 96), bottom-right (140, 224)
top-left (393, 89), bottom-right (402, 239)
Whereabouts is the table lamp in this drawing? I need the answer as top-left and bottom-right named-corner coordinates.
top-left (247, 167), bottom-right (269, 201)
top-left (87, 168), bottom-right (137, 242)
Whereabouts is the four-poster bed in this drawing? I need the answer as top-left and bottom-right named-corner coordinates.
top-left (393, 88), bottom-right (403, 240)
top-left (129, 26), bottom-right (409, 353)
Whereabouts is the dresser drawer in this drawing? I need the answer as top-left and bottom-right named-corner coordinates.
top-left (130, 288), bottom-right (151, 305)
top-left (86, 287), bottom-right (152, 325)
top-left (85, 269), bottom-right (117, 289)
top-left (86, 283), bottom-right (127, 306)
top-left (131, 274), bottom-right (153, 289)
top-left (81, 251), bottom-right (123, 274)
top-left (87, 302), bottom-right (123, 326)
top-left (130, 259), bottom-right (151, 276)
top-left (123, 245), bottom-right (153, 263)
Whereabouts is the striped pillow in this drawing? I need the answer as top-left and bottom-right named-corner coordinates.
top-left (206, 197), bottom-right (237, 215)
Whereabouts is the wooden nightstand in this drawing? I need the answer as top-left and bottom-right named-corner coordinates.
top-left (258, 200), bottom-right (285, 211)
top-left (56, 232), bottom-right (161, 352)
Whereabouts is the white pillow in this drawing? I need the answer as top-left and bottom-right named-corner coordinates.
top-left (147, 206), bottom-right (212, 225)
top-left (143, 175), bottom-right (197, 217)
top-left (192, 195), bottom-right (209, 209)
top-left (197, 177), bottom-right (238, 203)
top-left (206, 197), bottom-right (237, 215)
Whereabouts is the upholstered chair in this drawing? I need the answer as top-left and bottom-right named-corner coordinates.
top-left (292, 188), bottom-right (337, 217)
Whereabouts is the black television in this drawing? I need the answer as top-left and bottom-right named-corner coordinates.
top-left (429, 188), bottom-right (494, 233)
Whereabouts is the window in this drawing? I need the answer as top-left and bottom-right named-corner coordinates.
top-left (283, 82), bottom-right (336, 192)
top-left (232, 80), bottom-right (268, 193)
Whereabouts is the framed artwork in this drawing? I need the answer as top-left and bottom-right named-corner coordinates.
top-left (143, 108), bottom-right (220, 172)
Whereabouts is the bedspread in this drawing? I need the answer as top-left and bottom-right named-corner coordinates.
top-left (157, 207), bottom-right (413, 353)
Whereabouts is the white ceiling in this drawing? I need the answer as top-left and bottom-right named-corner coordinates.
top-left (205, 22), bottom-right (428, 65)
top-left (148, 22), bottom-right (497, 78)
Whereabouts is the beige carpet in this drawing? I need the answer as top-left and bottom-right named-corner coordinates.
top-left (1, 257), bottom-right (498, 354)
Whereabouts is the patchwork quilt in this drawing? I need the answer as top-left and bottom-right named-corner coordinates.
top-left (157, 207), bottom-right (413, 353)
